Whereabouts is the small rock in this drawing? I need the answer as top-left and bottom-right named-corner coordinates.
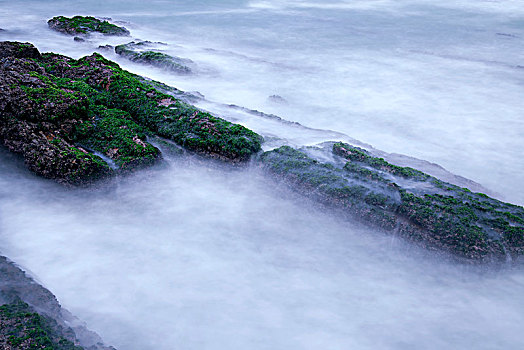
top-left (496, 32), bottom-right (518, 38)
top-left (268, 94), bottom-right (288, 104)
top-left (73, 36), bottom-right (85, 42)
top-left (98, 44), bottom-right (114, 50)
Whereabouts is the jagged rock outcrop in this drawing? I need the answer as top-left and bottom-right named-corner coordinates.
top-left (260, 143), bottom-right (524, 262)
top-left (48, 16), bottom-right (129, 37)
top-left (0, 44), bottom-right (116, 185)
top-left (0, 41), bottom-right (262, 184)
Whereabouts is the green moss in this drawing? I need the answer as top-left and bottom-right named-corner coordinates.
top-left (19, 82), bottom-right (88, 121)
top-left (114, 44), bottom-right (192, 73)
top-left (343, 161), bottom-right (388, 182)
top-left (333, 142), bottom-right (429, 180)
top-left (260, 144), bottom-right (524, 261)
top-left (76, 106), bottom-right (160, 169)
top-left (260, 146), bottom-right (397, 206)
top-left (48, 16), bottom-right (129, 36)
top-left (67, 55), bottom-right (262, 160)
top-left (398, 189), bottom-right (492, 257)
top-left (6, 45), bottom-right (261, 186)
top-left (0, 301), bottom-right (82, 350)
top-left (43, 138), bottom-right (113, 184)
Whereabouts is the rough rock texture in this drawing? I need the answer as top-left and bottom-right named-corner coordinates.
top-left (0, 46), bottom-right (115, 185)
top-left (0, 256), bottom-right (114, 350)
top-left (41, 50), bottom-right (262, 162)
top-left (115, 41), bottom-right (192, 74)
top-left (260, 144), bottom-right (524, 262)
top-left (0, 41), bottom-right (262, 184)
top-left (0, 41), bottom-right (41, 60)
top-left (48, 16), bottom-right (130, 37)
top-left (0, 302), bottom-right (82, 350)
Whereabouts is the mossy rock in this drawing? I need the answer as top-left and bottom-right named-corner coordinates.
top-left (0, 47), bottom-right (113, 185)
top-left (261, 144), bottom-right (524, 262)
top-left (76, 106), bottom-right (161, 170)
top-left (0, 301), bottom-right (83, 350)
top-left (48, 16), bottom-right (130, 36)
top-left (41, 51), bottom-right (263, 161)
top-left (0, 42), bottom-right (162, 184)
top-left (0, 41), bottom-right (262, 185)
top-left (115, 41), bottom-right (192, 74)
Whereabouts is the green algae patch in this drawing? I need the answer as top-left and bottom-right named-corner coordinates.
top-left (333, 142), bottom-right (524, 259)
top-left (115, 41), bottom-right (192, 74)
top-left (76, 106), bottom-right (161, 170)
top-left (43, 52), bottom-right (263, 161)
top-left (0, 301), bottom-right (83, 350)
top-left (333, 142), bottom-right (429, 181)
top-left (260, 145), bottom-right (400, 232)
top-left (48, 16), bottom-right (129, 36)
top-left (260, 144), bottom-right (524, 262)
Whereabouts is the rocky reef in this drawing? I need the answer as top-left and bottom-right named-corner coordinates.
top-left (115, 41), bottom-right (193, 74)
top-left (0, 256), bottom-right (114, 350)
top-left (260, 144), bottom-right (524, 262)
top-left (0, 39), bottom-right (522, 264)
top-left (48, 16), bottom-right (129, 37)
top-left (0, 41), bottom-right (262, 185)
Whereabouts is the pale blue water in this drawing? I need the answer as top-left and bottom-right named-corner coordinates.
top-left (1, 1), bottom-right (524, 349)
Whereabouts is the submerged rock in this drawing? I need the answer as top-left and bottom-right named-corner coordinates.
top-left (267, 95), bottom-right (287, 104)
top-left (73, 36), bottom-right (85, 42)
top-left (260, 143), bottom-right (524, 262)
top-left (115, 41), bottom-right (192, 74)
top-left (48, 16), bottom-right (130, 36)
top-left (0, 41), bottom-right (262, 185)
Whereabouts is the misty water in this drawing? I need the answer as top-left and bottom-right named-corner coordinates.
top-left (1, 0), bottom-right (524, 349)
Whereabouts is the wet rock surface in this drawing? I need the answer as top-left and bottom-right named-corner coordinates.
top-left (0, 46), bottom-right (115, 185)
top-left (0, 256), bottom-right (115, 350)
top-left (0, 41), bottom-right (262, 185)
top-left (0, 41), bottom-right (41, 59)
top-left (115, 41), bottom-right (193, 74)
top-left (97, 45), bottom-right (113, 51)
top-left (261, 143), bottom-right (524, 262)
top-left (48, 16), bottom-right (130, 37)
